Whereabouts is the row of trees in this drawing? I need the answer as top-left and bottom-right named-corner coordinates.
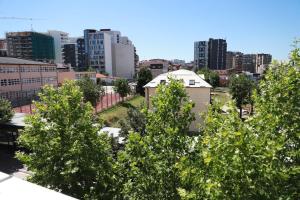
top-left (14, 44), bottom-right (300, 199)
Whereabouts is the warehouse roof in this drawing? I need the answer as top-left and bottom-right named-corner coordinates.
top-left (144, 69), bottom-right (212, 88)
top-left (0, 57), bottom-right (54, 65)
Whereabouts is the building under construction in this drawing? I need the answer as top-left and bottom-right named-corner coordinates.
top-left (6, 31), bottom-right (55, 63)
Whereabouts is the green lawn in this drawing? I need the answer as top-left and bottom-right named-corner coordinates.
top-left (99, 95), bottom-right (144, 127)
top-left (211, 87), bottom-right (231, 105)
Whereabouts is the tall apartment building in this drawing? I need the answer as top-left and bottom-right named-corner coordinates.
top-left (194, 38), bottom-right (227, 70)
top-left (47, 30), bottom-right (69, 64)
top-left (227, 51), bottom-right (243, 71)
top-left (76, 38), bottom-right (87, 70)
top-left (84, 29), bottom-right (113, 74)
top-left (84, 29), bottom-right (135, 79)
top-left (194, 41), bottom-right (208, 69)
top-left (63, 43), bottom-right (77, 68)
top-left (226, 51), bottom-right (234, 69)
top-left (208, 38), bottom-right (227, 70)
top-left (242, 54), bottom-right (257, 73)
top-left (256, 53), bottom-right (272, 74)
top-left (6, 31), bottom-right (55, 62)
top-left (63, 38), bottom-right (88, 71)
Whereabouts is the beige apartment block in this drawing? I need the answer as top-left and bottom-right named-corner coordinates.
top-left (144, 69), bottom-right (212, 132)
top-left (0, 57), bottom-right (57, 106)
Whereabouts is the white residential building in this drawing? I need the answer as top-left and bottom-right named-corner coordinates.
top-left (144, 69), bottom-right (212, 132)
top-left (47, 30), bottom-right (69, 64)
top-left (84, 29), bottom-right (135, 78)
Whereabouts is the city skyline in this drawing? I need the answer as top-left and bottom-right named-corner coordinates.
top-left (0, 0), bottom-right (299, 61)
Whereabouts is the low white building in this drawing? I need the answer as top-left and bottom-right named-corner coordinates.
top-left (144, 69), bottom-right (212, 132)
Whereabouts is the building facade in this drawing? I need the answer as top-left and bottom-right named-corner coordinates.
top-left (139, 59), bottom-right (169, 78)
top-left (194, 41), bottom-right (208, 70)
top-left (84, 30), bottom-right (113, 74)
top-left (84, 28), bottom-right (135, 78)
top-left (76, 38), bottom-right (87, 71)
top-left (63, 43), bottom-right (77, 68)
top-left (144, 69), bottom-right (211, 132)
top-left (242, 54), bottom-right (257, 73)
top-left (47, 30), bottom-right (69, 64)
top-left (208, 38), bottom-right (227, 70)
top-left (0, 39), bottom-right (7, 57)
top-left (256, 53), bottom-right (272, 74)
top-left (6, 32), bottom-right (55, 63)
top-left (62, 38), bottom-right (87, 71)
top-left (194, 38), bottom-right (227, 70)
top-left (0, 57), bottom-right (57, 106)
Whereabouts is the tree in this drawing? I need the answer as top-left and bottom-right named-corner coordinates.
top-left (114, 79), bottom-right (131, 101)
top-left (16, 81), bottom-right (114, 199)
top-left (76, 76), bottom-right (104, 107)
top-left (198, 68), bottom-right (219, 88)
top-left (119, 103), bottom-right (147, 137)
top-left (116, 78), bottom-right (195, 199)
top-left (178, 43), bottom-right (300, 200)
top-left (0, 98), bottom-right (14, 123)
top-left (136, 68), bottom-right (153, 96)
top-left (229, 74), bottom-right (254, 118)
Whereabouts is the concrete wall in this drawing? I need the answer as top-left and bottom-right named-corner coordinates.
top-left (112, 43), bottom-right (134, 79)
top-left (103, 33), bottom-right (112, 76)
top-left (145, 87), bottom-right (211, 132)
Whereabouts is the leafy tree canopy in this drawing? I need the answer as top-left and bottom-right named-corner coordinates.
top-left (229, 74), bottom-right (255, 117)
top-left (76, 76), bottom-right (104, 107)
top-left (0, 98), bottom-right (14, 123)
top-left (16, 81), bottom-right (114, 199)
top-left (116, 78), bottom-right (195, 199)
top-left (136, 68), bottom-right (153, 96)
top-left (114, 79), bottom-right (131, 99)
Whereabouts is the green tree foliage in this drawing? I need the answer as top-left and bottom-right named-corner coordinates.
top-left (229, 74), bottom-right (255, 118)
top-left (76, 76), bottom-right (104, 107)
top-left (119, 104), bottom-right (147, 138)
top-left (114, 79), bottom-right (131, 100)
top-left (136, 68), bottom-right (153, 96)
top-left (16, 81), bottom-right (114, 199)
top-left (197, 68), bottom-right (220, 88)
top-left (116, 78), bottom-right (195, 199)
top-left (0, 98), bottom-right (14, 123)
top-left (178, 45), bottom-right (300, 200)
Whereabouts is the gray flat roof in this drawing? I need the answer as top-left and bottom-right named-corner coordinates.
top-left (0, 57), bottom-right (54, 65)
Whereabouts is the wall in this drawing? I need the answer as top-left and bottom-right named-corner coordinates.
top-left (103, 33), bottom-right (113, 75)
top-left (112, 43), bottom-right (135, 79)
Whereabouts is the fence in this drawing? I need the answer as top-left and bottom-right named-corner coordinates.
top-left (13, 92), bottom-right (133, 114)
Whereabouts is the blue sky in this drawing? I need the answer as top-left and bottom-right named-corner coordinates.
top-left (0, 0), bottom-right (299, 61)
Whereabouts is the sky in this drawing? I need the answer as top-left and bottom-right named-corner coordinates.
top-left (0, 0), bottom-right (299, 62)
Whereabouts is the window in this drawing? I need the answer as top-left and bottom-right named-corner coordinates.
top-left (160, 80), bottom-right (166, 84)
top-left (1, 79), bottom-right (7, 86)
top-left (189, 80), bottom-right (195, 85)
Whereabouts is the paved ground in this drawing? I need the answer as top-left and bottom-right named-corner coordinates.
top-left (0, 146), bottom-right (30, 180)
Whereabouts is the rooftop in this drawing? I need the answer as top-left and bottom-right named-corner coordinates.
top-left (0, 172), bottom-right (77, 200)
top-left (0, 57), bottom-right (54, 65)
top-left (144, 69), bottom-right (212, 88)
